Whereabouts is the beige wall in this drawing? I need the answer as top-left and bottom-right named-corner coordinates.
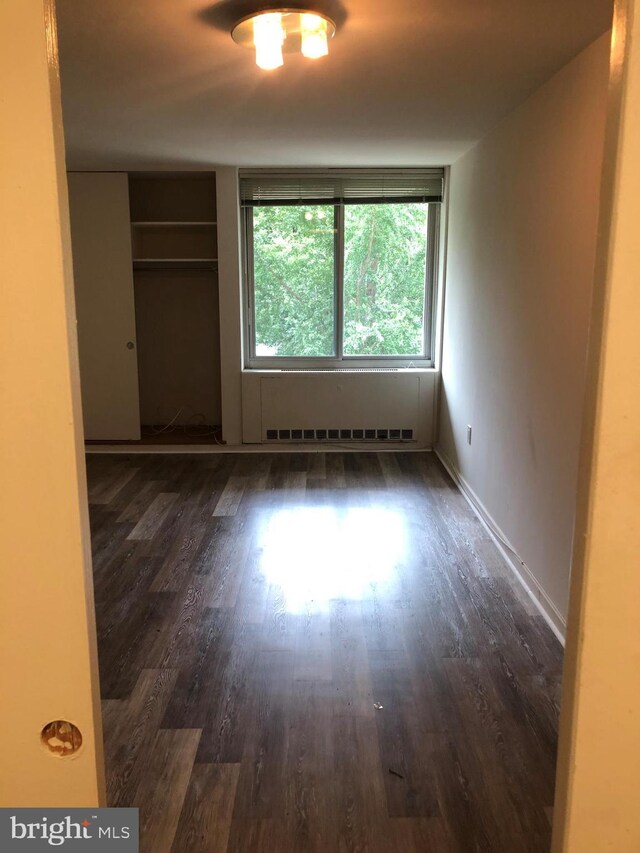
top-left (553, 0), bottom-right (640, 847)
top-left (438, 34), bottom-right (611, 631)
top-left (0, 0), bottom-right (104, 805)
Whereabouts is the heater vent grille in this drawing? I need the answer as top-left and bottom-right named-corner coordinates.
top-left (281, 368), bottom-right (400, 373)
top-left (265, 428), bottom-right (414, 442)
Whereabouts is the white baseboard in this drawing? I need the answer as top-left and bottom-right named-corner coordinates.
top-left (435, 447), bottom-right (566, 645)
top-left (84, 444), bottom-right (433, 455)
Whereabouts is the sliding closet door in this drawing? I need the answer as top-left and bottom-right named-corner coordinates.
top-left (68, 172), bottom-right (141, 439)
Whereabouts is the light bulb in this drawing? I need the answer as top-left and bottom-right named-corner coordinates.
top-left (301, 13), bottom-right (328, 59)
top-left (253, 13), bottom-right (284, 70)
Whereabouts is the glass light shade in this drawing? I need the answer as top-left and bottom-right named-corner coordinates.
top-left (232, 9), bottom-right (336, 69)
top-left (300, 13), bottom-right (328, 59)
top-left (253, 12), bottom-right (284, 70)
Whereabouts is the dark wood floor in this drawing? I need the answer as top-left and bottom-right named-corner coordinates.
top-left (87, 451), bottom-right (562, 853)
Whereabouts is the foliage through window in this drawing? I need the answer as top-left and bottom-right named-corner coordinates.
top-left (253, 206), bottom-right (335, 357)
top-left (343, 204), bottom-right (428, 357)
top-left (243, 170), bottom-right (442, 365)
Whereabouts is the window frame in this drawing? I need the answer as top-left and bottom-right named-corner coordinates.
top-left (242, 198), bottom-right (441, 369)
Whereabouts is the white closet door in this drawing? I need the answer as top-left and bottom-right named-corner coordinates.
top-left (68, 172), bottom-right (140, 440)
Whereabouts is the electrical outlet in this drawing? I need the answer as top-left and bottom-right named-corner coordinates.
top-left (466, 425), bottom-right (472, 445)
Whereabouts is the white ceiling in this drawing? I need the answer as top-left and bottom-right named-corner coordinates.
top-left (56, 0), bottom-right (612, 169)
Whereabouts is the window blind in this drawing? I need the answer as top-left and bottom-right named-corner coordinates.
top-left (239, 168), bottom-right (444, 206)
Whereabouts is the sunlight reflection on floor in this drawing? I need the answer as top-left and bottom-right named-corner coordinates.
top-left (258, 506), bottom-right (407, 613)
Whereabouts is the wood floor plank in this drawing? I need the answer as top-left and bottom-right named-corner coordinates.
top-left (171, 763), bottom-right (240, 853)
top-left (307, 453), bottom-right (327, 480)
top-left (106, 668), bottom-right (179, 807)
top-left (88, 450), bottom-right (563, 852)
top-left (89, 463), bottom-right (140, 505)
top-left (134, 728), bottom-right (201, 853)
top-left (368, 650), bottom-right (440, 818)
top-left (279, 680), bottom-right (335, 851)
top-left (386, 816), bottom-right (457, 853)
top-left (127, 492), bottom-right (178, 540)
top-left (330, 713), bottom-right (389, 851)
top-left (117, 479), bottom-right (166, 523)
top-left (225, 818), bottom-right (283, 853)
top-left (213, 475), bottom-right (248, 517)
top-left (324, 452), bottom-right (346, 488)
top-left (99, 589), bottom-right (177, 699)
top-left (331, 600), bottom-right (375, 718)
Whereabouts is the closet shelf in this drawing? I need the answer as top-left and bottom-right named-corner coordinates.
top-left (133, 258), bottom-right (218, 271)
top-left (131, 221), bottom-right (217, 227)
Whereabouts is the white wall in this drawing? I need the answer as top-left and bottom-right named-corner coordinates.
top-left (554, 1), bottom-right (640, 844)
top-left (438, 33), bottom-right (610, 632)
top-left (68, 172), bottom-right (141, 440)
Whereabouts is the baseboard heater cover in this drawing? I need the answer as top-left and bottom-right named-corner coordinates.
top-left (265, 428), bottom-right (414, 442)
top-left (246, 372), bottom-right (426, 446)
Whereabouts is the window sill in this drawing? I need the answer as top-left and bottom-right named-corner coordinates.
top-left (242, 366), bottom-right (438, 374)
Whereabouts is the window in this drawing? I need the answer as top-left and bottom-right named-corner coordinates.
top-left (241, 169), bottom-right (443, 367)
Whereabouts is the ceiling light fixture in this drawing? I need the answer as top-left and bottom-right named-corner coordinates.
top-left (231, 8), bottom-right (336, 70)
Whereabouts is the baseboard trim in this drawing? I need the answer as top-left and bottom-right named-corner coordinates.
top-left (85, 444), bottom-right (434, 455)
top-left (435, 447), bottom-right (566, 646)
